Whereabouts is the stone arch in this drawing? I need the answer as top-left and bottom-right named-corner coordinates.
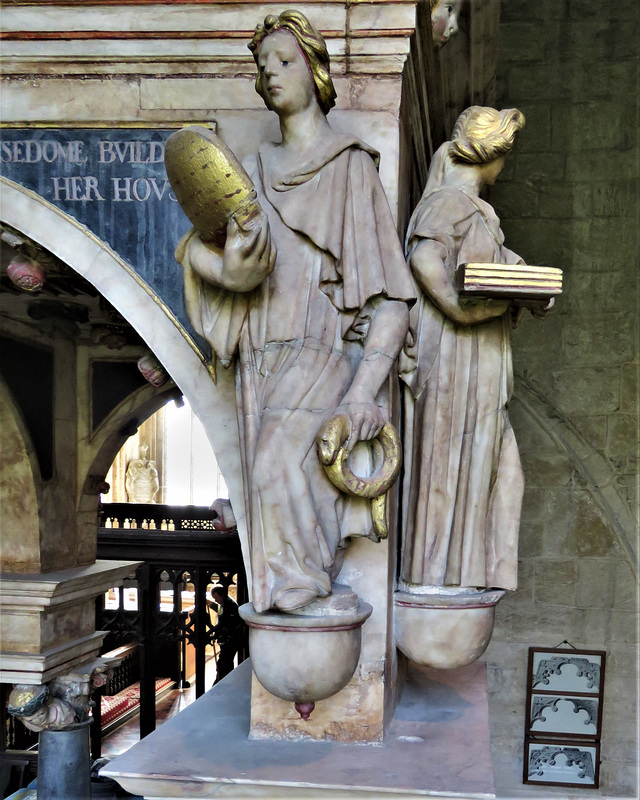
top-left (77, 383), bottom-right (183, 554)
top-left (83, 384), bottom-right (179, 496)
top-left (0, 377), bottom-right (41, 572)
top-left (0, 177), bottom-right (250, 579)
top-left (514, 374), bottom-right (638, 578)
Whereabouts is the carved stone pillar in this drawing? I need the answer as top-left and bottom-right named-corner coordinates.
top-left (8, 664), bottom-right (106, 800)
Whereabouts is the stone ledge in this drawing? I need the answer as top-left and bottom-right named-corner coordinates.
top-left (1, 1), bottom-right (417, 75)
top-left (0, 559), bottom-right (141, 663)
top-left (103, 659), bottom-right (495, 798)
top-left (0, 559), bottom-right (141, 611)
top-left (0, 630), bottom-right (107, 684)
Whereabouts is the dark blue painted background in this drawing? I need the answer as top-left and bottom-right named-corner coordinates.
top-left (0, 128), bottom-right (208, 356)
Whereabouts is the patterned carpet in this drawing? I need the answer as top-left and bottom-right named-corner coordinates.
top-left (101, 659), bottom-right (217, 758)
top-left (101, 678), bottom-right (174, 727)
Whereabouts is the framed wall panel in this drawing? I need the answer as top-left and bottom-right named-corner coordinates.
top-left (527, 693), bottom-right (601, 739)
top-left (524, 738), bottom-right (600, 788)
top-left (524, 647), bottom-right (605, 789)
top-left (529, 648), bottom-right (605, 696)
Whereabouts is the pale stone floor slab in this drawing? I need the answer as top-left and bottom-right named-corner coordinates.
top-left (103, 659), bottom-right (496, 799)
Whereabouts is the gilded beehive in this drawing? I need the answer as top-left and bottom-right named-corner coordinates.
top-left (164, 125), bottom-right (260, 249)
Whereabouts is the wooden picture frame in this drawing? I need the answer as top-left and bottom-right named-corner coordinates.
top-left (527, 692), bottom-right (602, 740)
top-left (524, 737), bottom-right (600, 788)
top-left (524, 647), bottom-right (605, 788)
top-left (525, 647), bottom-right (605, 739)
top-left (528, 647), bottom-right (605, 696)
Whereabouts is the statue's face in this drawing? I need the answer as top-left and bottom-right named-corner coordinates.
top-left (431, 0), bottom-right (462, 48)
top-left (257, 30), bottom-right (316, 115)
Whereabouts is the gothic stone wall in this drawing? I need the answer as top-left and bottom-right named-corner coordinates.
top-left (482, 1), bottom-right (639, 796)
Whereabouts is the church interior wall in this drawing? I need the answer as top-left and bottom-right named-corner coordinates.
top-left (482, 0), bottom-right (638, 795)
top-left (0, 0), bottom-right (637, 795)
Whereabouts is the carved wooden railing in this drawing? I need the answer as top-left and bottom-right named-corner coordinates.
top-left (96, 503), bottom-right (248, 741)
top-left (90, 642), bottom-right (140, 758)
top-left (102, 642), bottom-right (140, 698)
top-left (99, 501), bottom-right (225, 532)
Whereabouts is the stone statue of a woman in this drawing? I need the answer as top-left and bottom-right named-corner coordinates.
top-left (400, 106), bottom-right (550, 593)
top-left (177, 11), bottom-right (415, 614)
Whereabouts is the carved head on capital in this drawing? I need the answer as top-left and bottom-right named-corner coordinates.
top-left (248, 10), bottom-right (337, 115)
top-left (430, 0), bottom-right (463, 48)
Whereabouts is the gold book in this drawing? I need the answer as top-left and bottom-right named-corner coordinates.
top-left (457, 262), bottom-right (563, 300)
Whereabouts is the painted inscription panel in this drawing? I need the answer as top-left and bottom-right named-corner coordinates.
top-left (0, 127), bottom-right (206, 353)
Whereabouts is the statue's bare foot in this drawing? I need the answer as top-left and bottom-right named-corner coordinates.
top-left (273, 588), bottom-right (319, 613)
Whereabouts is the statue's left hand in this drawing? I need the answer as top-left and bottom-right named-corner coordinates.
top-left (530, 297), bottom-right (555, 318)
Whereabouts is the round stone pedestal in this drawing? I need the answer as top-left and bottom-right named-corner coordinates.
top-left (394, 587), bottom-right (506, 669)
top-left (38, 720), bottom-right (91, 800)
top-left (240, 592), bottom-right (372, 716)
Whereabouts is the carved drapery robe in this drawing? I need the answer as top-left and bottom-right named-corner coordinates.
top-left (400, 186), bottom-right (524, 591)
top-left (180, 133), bottom-right (414, 612)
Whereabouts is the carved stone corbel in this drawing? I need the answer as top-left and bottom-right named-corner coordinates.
top-left (7, 663), bottom-right (107, 733)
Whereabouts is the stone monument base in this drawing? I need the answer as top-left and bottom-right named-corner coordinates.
top-left (103, 659), bottom-right (496, 799)
top-left (0, 560), bottom-right (142, 684)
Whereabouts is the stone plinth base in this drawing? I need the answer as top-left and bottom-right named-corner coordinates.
top-left (249, 670), bottom-right (384, 742)
top-left (0, 559), bottom-right (141, 683)
top-left (241, 591), bottom-right (378, 742)
top-left (394, 588), bottom-right (506, 669)
top-left (103, 659), bottom-right (496, 799)
top-left (0, 631), bottom-right (107, 685)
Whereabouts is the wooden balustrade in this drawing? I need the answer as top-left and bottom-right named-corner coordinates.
top-left (96, 503), bottom-right (247, 743)
top-left (0, 504), bottom-right (246, 764)
top-left (99, 502), bottom-right (228, 532)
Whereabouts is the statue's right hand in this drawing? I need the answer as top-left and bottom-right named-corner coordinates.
top-left (459, 296), bottom-right (512, 325)
top-left (182, 231), bottom-right (226, 286)
top-left (222, 211), bottom-right (277, 292)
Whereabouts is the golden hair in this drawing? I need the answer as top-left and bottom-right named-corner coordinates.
top-left (248, 11), bottom-right (337, 115)
top-left (449, 106), bottom-right (526, 165)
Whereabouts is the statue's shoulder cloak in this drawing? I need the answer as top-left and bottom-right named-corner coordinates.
top-left (256, 132), bottom-right (414, 314)
top-left (179, 132), bottom-right (414, 369)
